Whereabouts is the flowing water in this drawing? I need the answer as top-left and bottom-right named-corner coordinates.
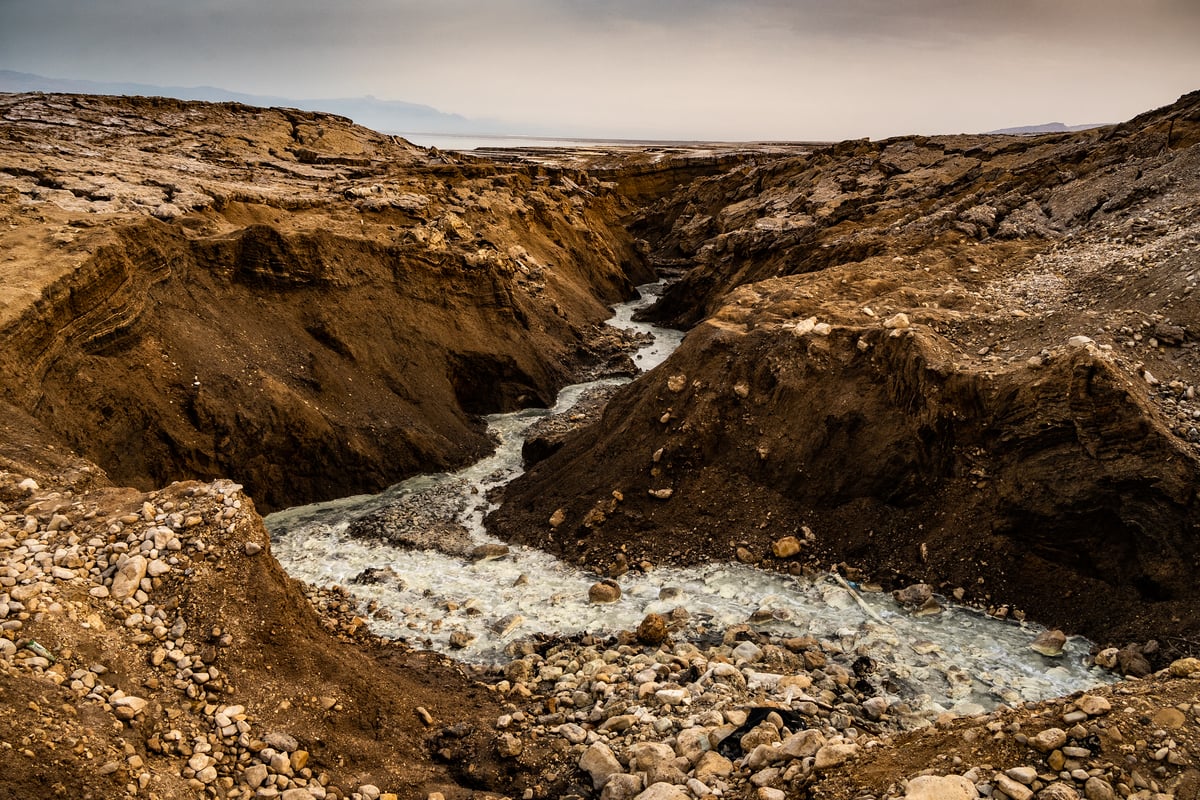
top-left (267, 280), bottom-right (1113, 719)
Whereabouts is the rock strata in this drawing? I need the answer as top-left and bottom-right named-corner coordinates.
top-left (0, 93), bottom-right (671, 512)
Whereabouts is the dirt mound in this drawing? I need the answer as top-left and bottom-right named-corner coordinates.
top-left (0, 416), bottom-right (541, 799)
top-left (490, 90), bottom-right (1200, 651)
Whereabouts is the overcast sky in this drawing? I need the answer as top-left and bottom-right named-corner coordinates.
top-left (2, 0), bottom-right (1198, 140)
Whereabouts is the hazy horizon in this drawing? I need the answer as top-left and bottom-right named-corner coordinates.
top-left (2, 1), bottom-right (1199, 141)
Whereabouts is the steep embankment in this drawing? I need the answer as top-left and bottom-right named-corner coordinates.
top-left (0, 416), bottom-right (525, 800)
top-left (491, 91), bottom-right (1200, 651)
top-left (0, 93), bottom-right (678, 511)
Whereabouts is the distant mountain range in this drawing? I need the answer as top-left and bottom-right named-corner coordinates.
top-left (985, 121), bottom-right (1108, 135)
top-left (2, 71), bottom-right (1116, 141)
top-left (0, 70), bottom-right (506, 135)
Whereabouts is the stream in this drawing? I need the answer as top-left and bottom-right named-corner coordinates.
top-left (266, 280), bottom-right (1113, 720)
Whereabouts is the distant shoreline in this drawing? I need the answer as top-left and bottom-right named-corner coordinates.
top-left (393, 130), bottom-right (829, 151)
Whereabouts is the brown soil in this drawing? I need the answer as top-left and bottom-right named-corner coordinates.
top-left (490, 90), bottom-right (1200, 655)
top-left (0, 93), bottom-right (689, 512)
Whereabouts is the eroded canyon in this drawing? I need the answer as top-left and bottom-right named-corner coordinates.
top-left (1, 91), bottom-right (1199, 800)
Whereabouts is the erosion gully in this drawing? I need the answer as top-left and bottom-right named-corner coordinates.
top-left (266, 280), bottom-right (1113, 725)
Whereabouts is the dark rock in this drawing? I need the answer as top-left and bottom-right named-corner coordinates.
top-left (635, 613), bottom-right (669, 645)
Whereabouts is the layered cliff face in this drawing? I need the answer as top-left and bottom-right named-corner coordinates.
top-left (491, 91), bottom-right (1200, 647)
top-left (0, 94), bottom-right (678, 511)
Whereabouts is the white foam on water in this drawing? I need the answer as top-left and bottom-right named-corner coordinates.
top-left (267, 281), bottom-right (1114, 720)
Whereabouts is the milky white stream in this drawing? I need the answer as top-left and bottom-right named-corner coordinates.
top-left (267, 281), bottom-right (1113, 719)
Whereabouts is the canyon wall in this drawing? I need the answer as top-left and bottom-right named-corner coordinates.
top-left (491, 91), bottom-right (1200, 647)
top-left (0, 94), bottom-right (731, 510)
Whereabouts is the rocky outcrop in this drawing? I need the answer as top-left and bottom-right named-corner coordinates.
top-left (638, 91), bottom-right (1200, 328)
top-left (491, 90), bottom-right (1200, 648)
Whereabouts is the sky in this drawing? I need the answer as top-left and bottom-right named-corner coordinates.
top-left (2, 0), bottom-right (1199, 141)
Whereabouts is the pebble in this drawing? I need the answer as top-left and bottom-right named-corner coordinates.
top-left (770, 536), bottom-right (802, 558)
top-left (813, 742), bottom-right (858, 769)
top-left (1077, 695), bottom-right (1111, 716)
top-left (110, 555), bottom-right (148, 599)
top-left (1168, 657), bottom-right (1200, 676)
top-left (993, 773), bottom-right (1034, 800)
top-left (636, 613), bottom-right (668, 645)
top-left (1006, 766), bottom-right (1037, 784)
top-left (633, 783), bottom-right (689, 800)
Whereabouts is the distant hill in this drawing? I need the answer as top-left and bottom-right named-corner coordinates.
top-left (0, 70), bottom-right (503, 135)
top-left (985, 121), bottom-right (1108, 135)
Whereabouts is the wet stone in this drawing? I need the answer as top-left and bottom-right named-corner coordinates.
top-left (588, 580), bottom-right (622, 604)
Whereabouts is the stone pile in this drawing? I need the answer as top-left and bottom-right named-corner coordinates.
top-left (483, 623), bottom-right (923, 798)
top-left (480, 622), bottom-right (1200, 800)
top-left (884, 683), bottom-right (1200, 800)
top-left (0, 472), bottom-right (402, 800)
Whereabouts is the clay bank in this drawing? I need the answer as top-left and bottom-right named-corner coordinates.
top-left (0, 91), bottom-right (1199, 800)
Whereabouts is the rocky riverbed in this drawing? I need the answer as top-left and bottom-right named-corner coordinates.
top-left (1, 88), bottom-right (1200, 800)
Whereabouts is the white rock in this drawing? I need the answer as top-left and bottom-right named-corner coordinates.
top-left (626, 741), bottom-right (676, 773)
top-left (602, 774), bottom-right (645, 800)
top-left (813, 742), bottom-right (858, 769)
top-left (993, 774), bottom-right (1033, 800)
top-left (110, 555), bottom-right (148, 599)
top-left (792, 317), bottom-right (817, 336)
top-left (731, 641), bottom-right (762, 662)
top-left (241, 763), bottom-right (269, 789)
top-left (1067, 335), bottom-right (1094, 348)
top-left (883, 312), bottom-right (911, 329)
top-left (555, 723), bottom-right (588, 744)
top-left (1077, 695), bottom-right (1111, 716)
top-left (903, 774), bottom-right (978, 800)
top-left (780, 729), bottom-right (826, 759)
top-left (1006, 766), bottom-right (1037, 785)
top-left (580, 742), bottom-right (624, 790)
top-left (675, 727), bottom-right (711, 764)
top-left (280, 789), bottom-right (317, 800)
top-left (1027, 729), bottom-right (1065, 753)
top-left (632, 783), bottom-right (689, 800)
